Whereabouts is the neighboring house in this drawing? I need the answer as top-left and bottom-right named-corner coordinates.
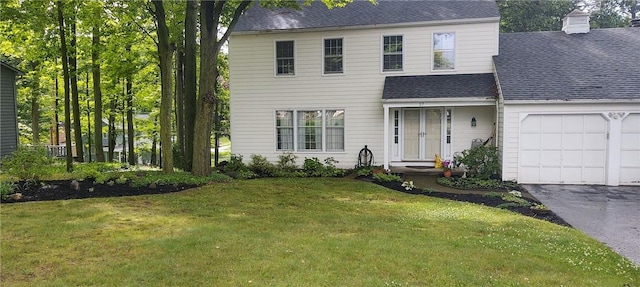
top-left (0, 61), bottom-right (23, 158)
top-left (229, 1), bottom-right (640, 186)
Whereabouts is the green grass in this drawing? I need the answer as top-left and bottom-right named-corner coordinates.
top-left (1, 178), bottom-right (638, 286)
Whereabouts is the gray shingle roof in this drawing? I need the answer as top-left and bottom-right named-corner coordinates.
top-left (383, 74), bottom-right (498, 100)
top-left (234, 0), bottom-right (499, 33)
top-left (493, 28), bottom-right (640, 101)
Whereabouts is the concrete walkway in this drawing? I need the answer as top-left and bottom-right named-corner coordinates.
top-left (523, 184), bottom-right (640, 266)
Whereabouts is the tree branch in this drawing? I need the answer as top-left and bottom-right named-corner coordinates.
top-left (216, 0), bottom-right (251, 53)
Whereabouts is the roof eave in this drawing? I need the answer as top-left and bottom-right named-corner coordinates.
top-left (0, 61), bottom-right (24, 75)
top-left (232, 16), bottom-right (500, 35)
top-left (504, 98), bottom-right (640, 104)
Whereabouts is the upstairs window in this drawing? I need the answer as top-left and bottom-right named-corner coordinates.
top-left (276, 41), bottom-right (295, 75)
top-left (383, 35), bottom-right (403, 72)
top-left (433, 32), bottom-right (455, 70)
top-left (324, 38), bottom-right (343, 74)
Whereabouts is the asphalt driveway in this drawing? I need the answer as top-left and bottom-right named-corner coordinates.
top-left (523, 184), bottom-right (640, 266)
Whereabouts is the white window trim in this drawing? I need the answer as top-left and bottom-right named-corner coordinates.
top-left (274, 39), bottom-right (296, 77)
top-left (381, 34), bottom-right (405, 73)
top-left (322, 37), bottom-right (345, 76)
top-left (431, 31), bottom-right (457, 72)
top-left (274, 108), bottom-right (346, 153)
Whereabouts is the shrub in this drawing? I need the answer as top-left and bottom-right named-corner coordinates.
top-left (356, 167), bottom-right (373, 177)
top-left (0, 180), bottom-right (16, 200)
top-left (437, 177), bottom-right (519, 190)
top-left (276, 153), bottom-right (298, 172)
top-left (373, 173), bottom-right (402, 183)
top-left (0, 146), bottom-right (55, 181)
top-left (224, 154), bottom-right (248, 173)
top-left (455, 145), bottom-right (500, 179)
top-left (303, 157), bottom-right (324, 177)
top-left (248, 154), bottom-right (277, 177)
top-left (302, 157), bottom-right (346, 177)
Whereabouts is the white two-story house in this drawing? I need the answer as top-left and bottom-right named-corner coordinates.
top-left (229, 1), bottom-right (640, 186)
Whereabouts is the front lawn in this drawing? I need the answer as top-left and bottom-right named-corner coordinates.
top-left (1, 178), bottom-right (637, 286)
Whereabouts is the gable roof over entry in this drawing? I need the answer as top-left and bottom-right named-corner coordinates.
top-left (234, 0), bottom-right (500, 33)
top-left (383, 74), bottom-right (498, 100)
top-left (494, 28), bottom-right (640, 101)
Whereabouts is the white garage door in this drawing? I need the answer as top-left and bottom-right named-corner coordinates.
top-left (620, 113), bottom-right (640, 184)
top-left (519, 114), bottom-right (607, 184)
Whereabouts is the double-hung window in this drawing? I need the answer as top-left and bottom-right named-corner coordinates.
top-left (383, 35), bottom-right (403, 72)
top-left (433, 32), bottom-right (455, 70)
top-left (275, 109), bottom-right (345, 152)
top-left (276, 111), bottom-right (294, 150)
top-left (276, 40), bottom-right (295, 75)
top-left (323, 38), bottom-right (343, 74)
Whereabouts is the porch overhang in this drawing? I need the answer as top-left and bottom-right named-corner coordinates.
top-left (381, 73), bottom-right (499, 170)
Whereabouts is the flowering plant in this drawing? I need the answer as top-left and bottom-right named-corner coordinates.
top-left (401, 181), bottom-right (416, 191)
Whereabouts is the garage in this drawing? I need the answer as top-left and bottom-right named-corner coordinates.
top-left (620, 113), bottom-right (640, 184)
top-left (519, 114), bottom-right (608, 184)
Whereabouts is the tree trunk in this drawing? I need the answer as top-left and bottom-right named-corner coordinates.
top-left (108, 99), bottom-right (116, 162)
top-left (193, 0), bottom-right (251, 176)
top-left (54, 75), bottom-right (60, 145)
top-left (126, 74), bottom-right (135, 165)
top-left (30, 63), bottom-right (40, 144)
top-left (153, 0), bottom-right (174, 173)
top-left (69, 10), bottom-right (84, 162)
top-left (183, 0), bottom-right (198, 172)
top-left (56, 0), bottom-right (73, 172)
top-left (92, 22), bottom-right (105, 162)
top-left (175, 49), bottom-right (185, 169)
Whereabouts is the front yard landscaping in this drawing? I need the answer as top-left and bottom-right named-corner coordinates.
top-left (1, 178), bottom-right (638, 286)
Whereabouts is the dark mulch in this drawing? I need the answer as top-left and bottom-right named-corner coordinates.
top-left (366, 178), bottom-right (571, 227)
top-left (1, 179), bottom-right (197, 204)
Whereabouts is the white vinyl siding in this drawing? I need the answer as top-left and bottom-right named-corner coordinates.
top-left (229, 21), bottom-right (499, 168)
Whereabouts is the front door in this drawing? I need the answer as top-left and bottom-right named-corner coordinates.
top-left (403, 109), bottom-right (442, 161)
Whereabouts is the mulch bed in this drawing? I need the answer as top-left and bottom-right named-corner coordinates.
top-left (366, 178), bottom-right (571, 227)
top-left (1, 179), bottom-right (197, 204)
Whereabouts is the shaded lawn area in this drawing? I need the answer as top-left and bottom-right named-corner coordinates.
top-left (1, 178), bottom-right (638, 286)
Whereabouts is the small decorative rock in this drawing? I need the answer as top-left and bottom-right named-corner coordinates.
top-left (11, 193), bottom-right (23, 200)
top-left (70, 180), bottom-right (80, 191)
top-left (149, 183), bottom-right (157, 189)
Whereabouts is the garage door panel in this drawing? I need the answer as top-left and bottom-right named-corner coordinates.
top-left (542, 116), bottom-right (563, 132)
top-left (540, 151), bottom-right (562, 166)
top-left (521, 116), bottom-right (542, 133)
top-left (621, 114), bottom-right (640, 132)
top-left (620, 150), bottom-right (640, 166)
top-left (584, 150), bottom-right (606, 166)
top-left (621, 134), bottom-right (640, 149)
top-left (584, 134), bottom-right (607, 150)
top-left (540, 168), bottom-right (561, 182)
top-left (584, 115), bottom-right (607, 131)
top-left (520, 151), bottom-right (540, 166)
top-left (563, 150), bottom-right (583, 166)
top-left (520, 134), bottom-right (541, 149)
top-left (541, 134), bottom-right (562, 149)
top-left (562, 134), bottom-right (584, 149)
top-left (583, 167), bottom-right (605, 183)
top-left (562, 167), bottom-right (583, 183)
top-left (563, 116), bottom-right (585, 132)
top-left (620, 168), bottom-right (640, 184)
top-left (520, 167), bottom-right (540, 183)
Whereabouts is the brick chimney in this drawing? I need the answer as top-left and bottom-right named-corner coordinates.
top-left (562, 9), bottom-right (590, 34)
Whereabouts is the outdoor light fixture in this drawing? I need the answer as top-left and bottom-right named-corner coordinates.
top-left (471, 117), bottom-right (477, 127)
